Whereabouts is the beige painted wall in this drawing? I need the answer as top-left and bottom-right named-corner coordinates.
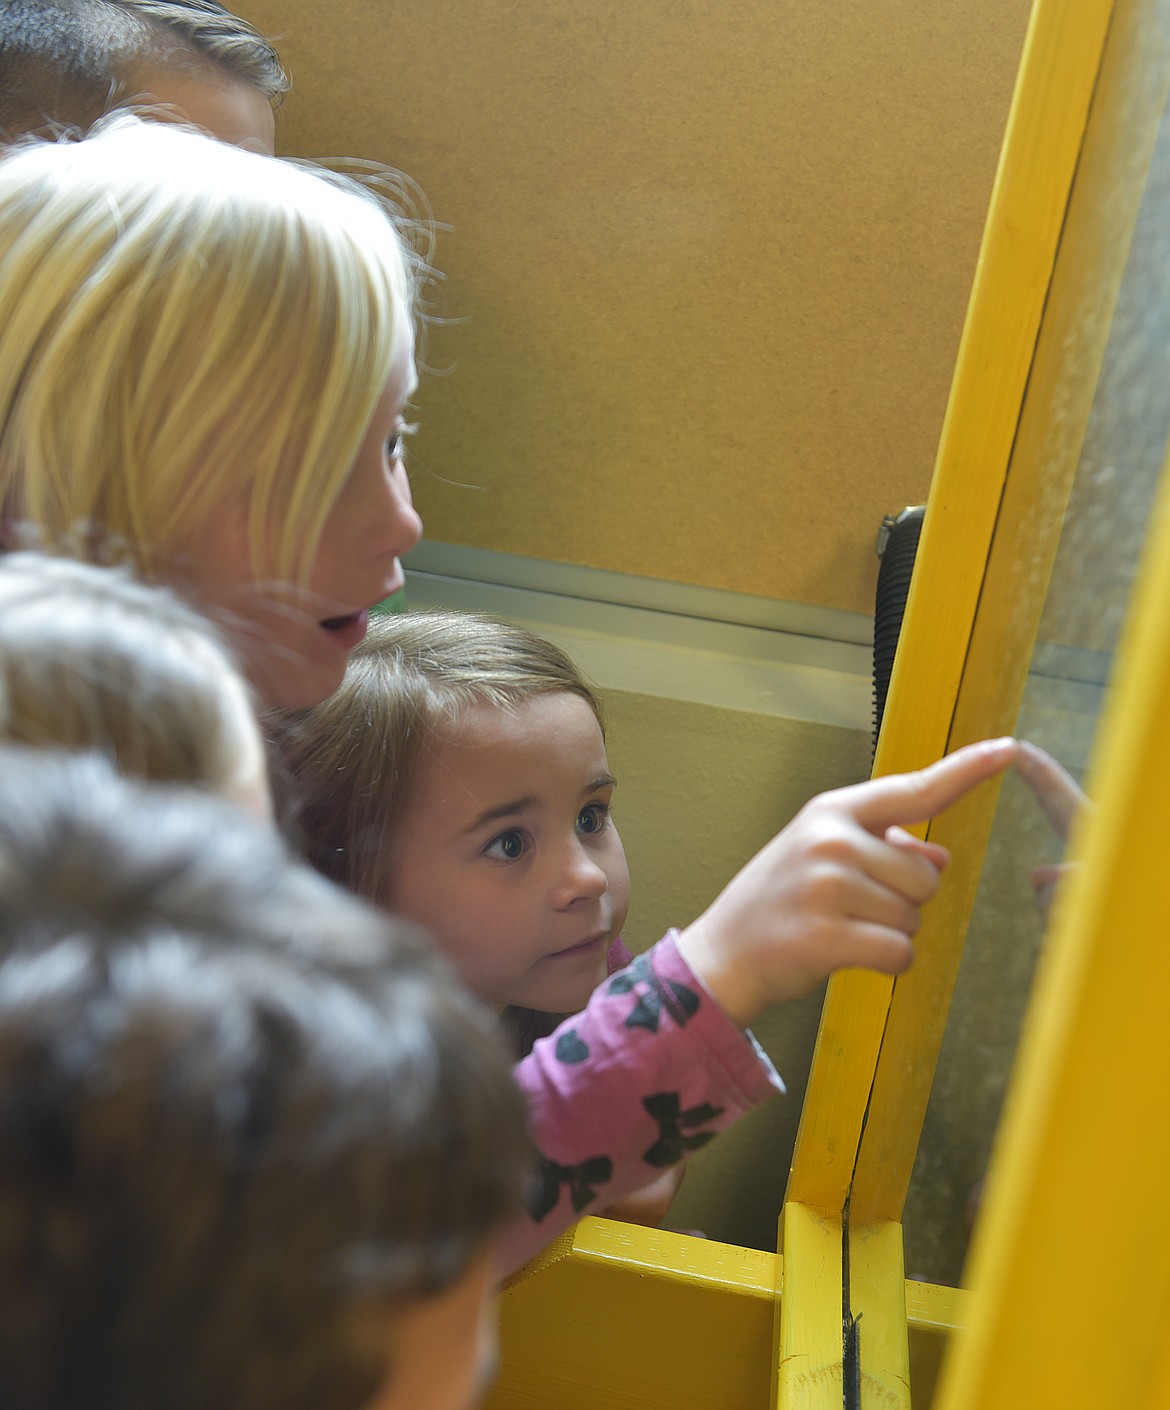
top-left (237, 0), bottom-right (1031, 613)
top-left (232, 0), bottom-right (1038, 1247)
top-left (601, 689), bottom-right (871, 1248)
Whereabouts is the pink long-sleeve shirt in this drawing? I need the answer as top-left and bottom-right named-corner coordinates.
top-left (499, 929), bottom-right (784, 1275)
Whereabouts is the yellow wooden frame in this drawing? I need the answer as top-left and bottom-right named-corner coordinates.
top-left (485, 0), bottom-right (1170, 1404)
top-left (485, 1218), bottom-right (966, 1410)
top-left (850, 0), bottom-right (1170, 1227)
top-left (786, 0), bottom-right (1118, 1221)
top-left (780, 0), bottom-right (1126, 1399)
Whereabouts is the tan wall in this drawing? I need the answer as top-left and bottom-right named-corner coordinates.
top-left (234, 0), bottom-right (1035, 1246)
top-left (237, 0), bottom-right (1031, 614)
top-left (602, 689), bottom-right (871, 1248)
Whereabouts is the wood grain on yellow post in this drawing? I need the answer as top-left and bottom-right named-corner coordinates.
top-left (848, 1219), bottom-right (911, 1410)
top-left (773, 1203), bottom-right (843, 1410)
top-left (850, 0), bottom-right (1170, 1224)
top-left (785, 0), bottom-right (1117, 1216)
top-left (932, 414), bottom-right (1170, 1410)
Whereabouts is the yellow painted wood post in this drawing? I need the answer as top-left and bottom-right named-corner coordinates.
top-left (932, 412), bottom-right (1170, 1410)
top-left (778, 4), bottom-right (1119, 1404)
top-left (785, 0), bottom-right (1117, 1218)
top-left (773, 1203), bottom-right (843, 1410)
top-left (850, 0), bottom-right (1170, 1225)
top-left (848, 1220), bottom-right (910, 1410)
top-left (1146, 1298), bottom-right (1170, 1410)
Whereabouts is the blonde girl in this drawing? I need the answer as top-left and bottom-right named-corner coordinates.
top-left (0, 114), bottom-right (423, 710)
top-left (0, 552), bottom-right (269, 816)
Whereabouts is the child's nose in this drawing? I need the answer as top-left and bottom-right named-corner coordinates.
top-left (381, 472), bottom-right (423, 559)
top-left (555, 843), bottom-right (608, 907)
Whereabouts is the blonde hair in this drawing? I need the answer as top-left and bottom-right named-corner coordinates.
top-left (272, 609), bottom-right (604, 904)
top-left (0, 115), bottom-right (419, 582)
top-left (0, 552), bottom-right (266, 807)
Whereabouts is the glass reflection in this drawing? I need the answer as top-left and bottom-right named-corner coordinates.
top-left (902, 74), bottom-right (1170, 1287)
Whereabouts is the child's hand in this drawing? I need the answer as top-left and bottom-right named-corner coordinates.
top-left (599, 1165), bottom-right (685, 1229)
top-left (676, 738), bottom-right (1018, 1027)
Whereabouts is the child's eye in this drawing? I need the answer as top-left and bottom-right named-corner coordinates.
top-left (386, 422), bottom-right (419, 461)
top-left (577, 803), bottom-right (610, 836)
top-left (484, 829), bottom-right (528, 862)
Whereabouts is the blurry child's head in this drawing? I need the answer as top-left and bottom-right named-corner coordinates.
top-left (0, 117), bottom-right (424, 709)
top-left (0, 0), bottom-right (286, 148)
top-left (274, 609), bottom-right (631, 1017)
top-left (0, 551), bottom-right (269, 816)
top-left (0, 748), bottom-right (527, 1410)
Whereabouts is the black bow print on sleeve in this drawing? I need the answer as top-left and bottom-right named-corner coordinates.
top-left (607, 952), bottom-right (700, 1034)
top-left (641, 1092), bottom-right (724, 1167)
top-left (524, 1152), bottom-right (615, 1223)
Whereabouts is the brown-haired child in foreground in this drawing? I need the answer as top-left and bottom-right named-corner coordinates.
top-left (0, 748), bottom-right (528, 1410)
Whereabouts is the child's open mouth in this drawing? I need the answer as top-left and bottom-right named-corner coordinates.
top-left (319, 608), bottom-right (369, 650)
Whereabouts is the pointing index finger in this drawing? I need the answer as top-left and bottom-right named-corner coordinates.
top-left (847, 738), bottom-right (1018, 834)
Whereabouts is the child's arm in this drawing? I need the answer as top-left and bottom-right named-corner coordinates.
top-left (500, 926), bottom-right (782, 1275)
top-left (595, 938), bottom-right (686, 1232)
top-left (499, 738), bottom-right (1016, 1278)
top-left (598, 1164), bottom-right (686, 1229)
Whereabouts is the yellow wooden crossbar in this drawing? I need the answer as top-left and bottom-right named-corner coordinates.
top-left (785, 0), bottom-right (1117, 1218)
top-left (489, 1218), bottom-right (964, 1408)
top-left (486, 1220), bottom-right (778, 1410)
top-left (906, 1279), bottom-right (969, 1409)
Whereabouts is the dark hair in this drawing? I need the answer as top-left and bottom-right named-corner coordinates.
top-left (0, 0), bottom-right (288, 137)
top-left (0, 748), bottom-right (527, 1410)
